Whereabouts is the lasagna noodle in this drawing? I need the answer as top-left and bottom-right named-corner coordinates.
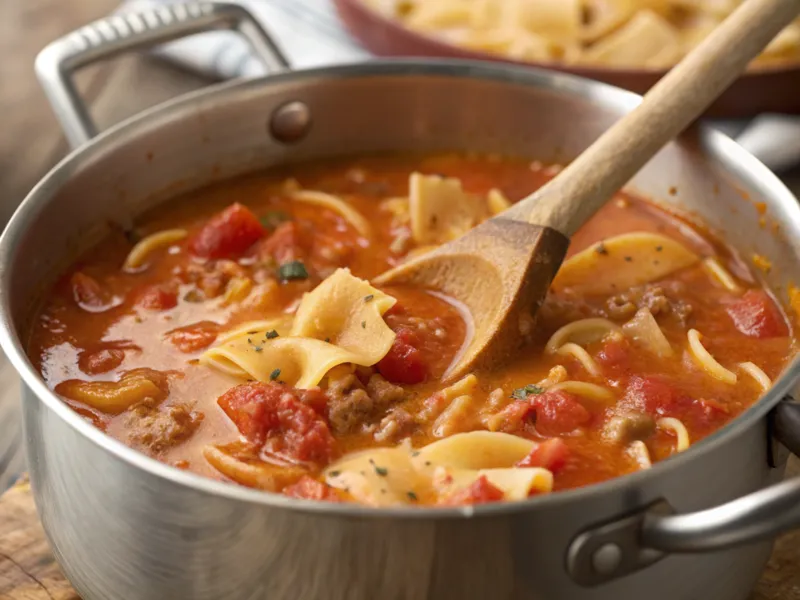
top-left (291, 190), bottom-right (372, 238)
top-left (551, 232), bottom-right (699, 295)
top-left (687, 328), bottom-right (737, 384)
top-left (201, 269), bottom-right (397, 387)
top-left (545, 318), bottom-right (622, 353)
top-left (408, 172), bottom-right (489, 244)
top-left (657, 417), bottom-right (690, 452)
top-left (123, 228), bottom-right (187, 271)
top-left (738, 361), bottom-right (772, 392)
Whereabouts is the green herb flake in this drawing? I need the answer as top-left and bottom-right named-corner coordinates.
top-left (511, 384), bottom-right (545, 400)
top-left (325, 337), bottom-right (331, 343)
top-left (265, 329), bottom-right (279, 339)
top-left (407, 491), bottom-right (418, 501)
top-left (247, 338), bottom-right (252, 344)
top-left (278, 260), bottom-right (309, 281)
top-left (655, 245), bottom-right (663, 252)
top-left (329, 470), bottom-right (341, 477)
top-left (364, 294), bottom-right (374, 303)
top-left (369, 458), bottom-right (388, 477)
top-left (247, 330), bottom-right (259, 335)
top-left (269, 368), bottom-right (281, 381)
top-left (254, 346), bottom-right (263, 353)
top-left (595, 242), bottom-right (608, 255)
top-left (411, 451), bottom-right (420, 457)
top-left (624, 256), bottom-right (633, 262)
top-left (260, 210), bottom-right (291, 230)
top-left (361, 320), bottom-right (367, 329)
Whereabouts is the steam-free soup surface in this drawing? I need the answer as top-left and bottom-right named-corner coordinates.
top-left (28, 154), bottom-right (796, 506)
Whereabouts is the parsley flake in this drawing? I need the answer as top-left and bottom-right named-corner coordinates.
top-left (278, 260), bottom-right (309, 281)
top-left (595, 242), bottom-right (608, 255)
top-left (407, 491), bottom-right (418, 501)
top-left (265, 329), bottom-right (279, 339)
top-left (254, 346), bottom-right (263, 353)
top-left (624, 256), bottom-right (633, 262)
top-left (329, 470), bottom-right (341, 477)
top-left (260, 210), bottom-right (290, 230)
top-left (364, 294), bottom-right (374, 303)
top-left (269, 368), bottom-right (281, 381)
top-left (655, 245), bottom-right (663, 252)
top-left (361, 320), bottom-right (366, 329)
top-left (511, 384), bottom-right (544, 400)
top-left (369, 459), bottom-right (388, 476)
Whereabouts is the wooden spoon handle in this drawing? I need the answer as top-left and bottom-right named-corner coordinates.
top-left (510, 0), bottom-right (800, 237)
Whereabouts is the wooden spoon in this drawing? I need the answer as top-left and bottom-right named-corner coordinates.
top-left (374, 0), bottom-right (800, 382)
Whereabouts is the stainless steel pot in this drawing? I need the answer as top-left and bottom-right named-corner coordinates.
top-left (4, 4), bottom-right (800, 599)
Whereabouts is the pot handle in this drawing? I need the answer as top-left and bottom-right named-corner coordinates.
top-left (567, 396), bottom-right (800, 586)
top-left (35, 2), bottom-right (289, 149)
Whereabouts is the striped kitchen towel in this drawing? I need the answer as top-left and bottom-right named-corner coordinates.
top-left (117, 0), bottom-right (800, 173)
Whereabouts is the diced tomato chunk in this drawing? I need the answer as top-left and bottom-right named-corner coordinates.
top-left (70, 272), bottom-right (112, 312)
top-left (596, 337), bottom-right (630, 369)
top-left (442, 475), bottom-right (505, 506)
top-left (136, 284), bottom-right (178, 311)
top-left (623, 375), bottom-right (729, 428)
top-left (726, 290), bottom-right (787, 339)
top-left (532, 390), bottom-right (591, 436)
top-left (624, 375), bottom-right (685, 416)
top-left (377, 328), bottom-right (428, 384)
top-left (491, 400), bottom-right (536, 434)
top-left (78, 348), bottom-right (125, 375)
top-left (516, 438), bottom-right (569, 474)
top-left (255, 221), bottom-right (308, 265)
top-left (189, 203), bottom-right (265, 259)
top-left (166, 321), bottom-right (219, 353)
top-left (283, 476), bottom-right (342, 502)
top-left (218, 382), bottom-right (337, 465)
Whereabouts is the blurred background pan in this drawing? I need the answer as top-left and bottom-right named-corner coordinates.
top-left (333, 0), bottom-right (800, 118)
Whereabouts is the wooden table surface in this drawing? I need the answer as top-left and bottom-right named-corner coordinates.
top-left (2, 2), bottom-right (800, 599)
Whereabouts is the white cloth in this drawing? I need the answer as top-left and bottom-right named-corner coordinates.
top-left (118, 0), bottom-right (800, 173)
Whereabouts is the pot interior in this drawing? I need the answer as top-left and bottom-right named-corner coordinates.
top-left (5, 60), bottom-right (800, 423)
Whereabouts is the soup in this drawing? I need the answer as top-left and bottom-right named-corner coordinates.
top-left (28, 154), bottom-right (795, 506)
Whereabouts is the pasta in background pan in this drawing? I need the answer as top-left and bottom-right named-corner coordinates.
top-left (361, 0), bottom-right (800, 68)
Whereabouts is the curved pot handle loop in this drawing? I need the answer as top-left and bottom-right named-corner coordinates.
top-left (35, 2), bottom-right (289, 149)
top-left (567, 396), bottom-right (800, 586)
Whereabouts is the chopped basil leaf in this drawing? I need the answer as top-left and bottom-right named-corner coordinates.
top-left (270, 368), bottom-right (281, 381)
top-left (278, 260), bottom-right (309, 281)
top-left (265, 329), bottom-right (279, 339)
top-left (510, 384), bottom-right (544, 400)
top-left (260, 210), bottom-right (290, 230)
top-left (374, 465), bottom-right (388, 477)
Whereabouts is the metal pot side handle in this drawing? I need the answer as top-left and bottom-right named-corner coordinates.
top-left (567, 397), bottom-right (800, 587)
top-left (35, 2), bottom-right (289, 149)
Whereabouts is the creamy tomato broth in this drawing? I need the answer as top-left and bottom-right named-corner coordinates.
top-left (28, 154), bottom-right (796, 506)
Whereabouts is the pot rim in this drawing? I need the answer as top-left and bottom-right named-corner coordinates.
top-left (3, 58), bottom-right (799, 519)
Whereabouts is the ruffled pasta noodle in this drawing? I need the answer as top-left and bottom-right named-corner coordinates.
top-left (627, 440), bottom-right (652, 469)
top-left (291, 190), bottom-right (372, 238)
top-left (702, 257), bottom-right (743, 294)
top-left (622, 308), bottom-right (673, 358)
top-left (549, 381), bottom-right (615, 404)
top-left (687, 328), bottom-right (738, 384)
top-left (487, 188), bottom-right (511, 214)
top-left (657, 417), bottom-right (690, 452)
top-left (545, 318), bottom-right (622, 354)
top-left (123, 228), bottom-right (187, 270)
top-left (200, 269), bottom-right (397, 387)
top-left (216, 316), bottom-right (294, 344)
top-left (555, 343), bottom-right (602, 377)
top-left (738, 361), bottom-right (772, 392)
top-left (432, 395), bottom-right (474, 438)
top-left (409, 172), bottom-right (489, 244)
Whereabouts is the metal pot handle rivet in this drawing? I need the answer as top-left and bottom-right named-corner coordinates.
top-left (34, 2), bottom-right (290, 149)
top-left (567, 396), bottom-right (800, 587)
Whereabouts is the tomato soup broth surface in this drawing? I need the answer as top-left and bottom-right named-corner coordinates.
top-left (28, 154), bottom-right (795, 506)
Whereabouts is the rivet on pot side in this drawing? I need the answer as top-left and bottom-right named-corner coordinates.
top-left (269, 101), bottom-right (311, 144)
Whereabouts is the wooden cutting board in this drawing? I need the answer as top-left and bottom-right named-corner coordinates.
top-left (2, 465), bottom-right (800, 600)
